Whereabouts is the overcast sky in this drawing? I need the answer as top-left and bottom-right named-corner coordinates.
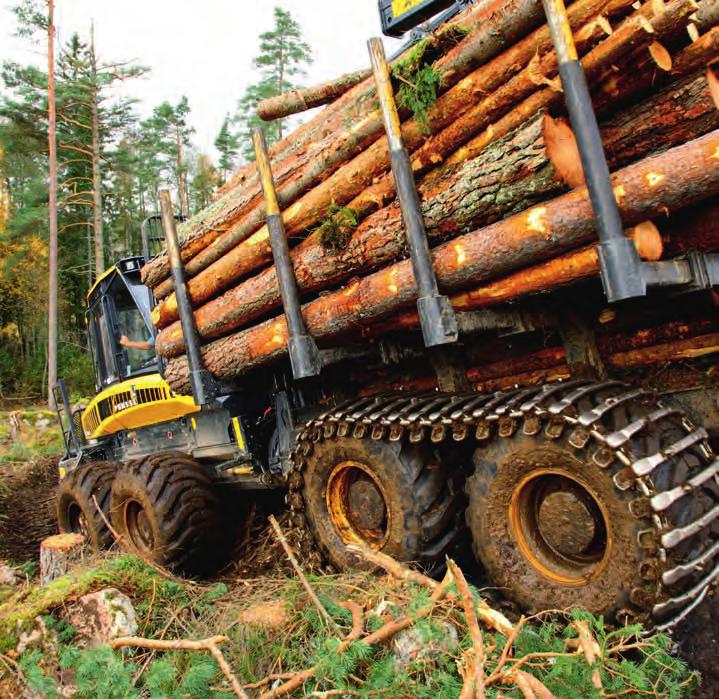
top-left (1, 0), bottom-right (402, 156)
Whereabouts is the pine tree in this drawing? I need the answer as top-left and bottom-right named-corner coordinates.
top-left (214, 115), bottom-right (239, 181)
top-left (235, 7), bottom-right (312, 160)
top-left (140, 98), bottom-right (195, 217)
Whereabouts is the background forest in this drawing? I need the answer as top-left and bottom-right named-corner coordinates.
top-left (0, 1), bottom-right (312, 401)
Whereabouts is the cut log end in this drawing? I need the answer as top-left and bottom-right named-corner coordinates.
top-left (40, 533), bottom-right (86, 585)
top-left (543, 115), bottom-right (584, 188)
top-left (630, 220), bottom-right (664, 260)
top-left (708, 66), bottom-right (719, 110)
top-left (649, 41), bottom-right (673, 70)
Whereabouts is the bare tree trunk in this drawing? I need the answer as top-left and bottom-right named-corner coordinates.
top-left (176, 127), bottom-right (189, 218)
top-left (90, 22), bottom-right (104, 277)
top-left (47, 0), bottom-right (58, 408)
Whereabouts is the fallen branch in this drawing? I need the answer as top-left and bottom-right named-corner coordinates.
top-left (448, 559), bottom-right (487, 699)
top-left (260, 571), bottom-right (454, 698)
top-left (511, 670), bottom-right (559, 699)
top-left (573, 620), bottom-right (603, 691)
top-left (345, 542), bottom-right (438, 589)
top-left (109, 635), bottom-right (249, 699)
top-left (269, 515), bottom-right (340, 634)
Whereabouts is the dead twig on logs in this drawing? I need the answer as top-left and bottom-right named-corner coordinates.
top-left (448, 559), bottom-right (486, 699)
top-left (268, 515), bottom-right (339, 634)
top-left (109, 635), bottom-right (249, 699)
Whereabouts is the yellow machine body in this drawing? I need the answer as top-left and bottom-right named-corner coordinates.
top-left (81, 372), bottom-right (200, 440)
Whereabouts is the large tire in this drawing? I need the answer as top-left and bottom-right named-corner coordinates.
top-left (110, 452), bottom-right (222, 575)
top-left (301, 436), bottom-right (465, 571)
top-left (56, 462), bottom-right (117, 550)
top-left (466, 382), bottom-right (718, 626)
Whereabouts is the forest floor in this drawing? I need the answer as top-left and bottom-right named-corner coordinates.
top-left (0, 443), bottom-right (715, 697)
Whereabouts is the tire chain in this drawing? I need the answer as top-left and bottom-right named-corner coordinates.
top-left (287, 379), bottom-right (718, 629)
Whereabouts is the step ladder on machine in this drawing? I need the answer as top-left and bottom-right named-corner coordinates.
top-left (52, 378), bottom-right (82, 467)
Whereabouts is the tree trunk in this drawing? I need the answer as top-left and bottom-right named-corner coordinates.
top-left (258, 69), bottom-right (372, 121)
top-left (40, 533), bottom-right (86, 585)
top-left (139, 0), bottom-right (583, 292)
top-left (162, 129), bottom-right (719, 393)
top-left (47, 0), bottom-right (58, 408)
top-left (90, 24), bottom-right (104, 278)
top-left (176, 126), bottom-right (189, 218)
top-left (150, 0), bottom-right (694, 311)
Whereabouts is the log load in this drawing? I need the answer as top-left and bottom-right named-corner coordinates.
top-left (141, 0), bottom-right (553, 290)
top-left (153, 66), bottom-right (719, 355)
top-left (142, 0), bottom-right (671, 298)
top-left (162, 130), bottom-right (719, 394)
top-left (150, 0), bottom-right (698, 321)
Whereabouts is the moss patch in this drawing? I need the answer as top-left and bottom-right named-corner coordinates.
top-left (316, 203), bottom-right (358, 252)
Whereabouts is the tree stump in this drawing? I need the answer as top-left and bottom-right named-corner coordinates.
top-left (40, 533), bottom-right (86, 584)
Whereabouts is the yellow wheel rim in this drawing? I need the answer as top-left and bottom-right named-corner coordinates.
top-left (509, 468), bottom-right (612, 587)
top-left (326, 460), bottom-right (391, 549)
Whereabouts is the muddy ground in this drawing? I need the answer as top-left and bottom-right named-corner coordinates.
top-left (0, 455), bottom-right (716, 697)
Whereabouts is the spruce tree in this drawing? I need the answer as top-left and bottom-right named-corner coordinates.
top-left (235, 7), bottom-right (312, 160)
top-left (214, 115), bottom-right (239, 181)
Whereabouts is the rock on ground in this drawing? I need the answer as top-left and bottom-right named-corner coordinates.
top-left (65, 587), bottom-right (138, 647)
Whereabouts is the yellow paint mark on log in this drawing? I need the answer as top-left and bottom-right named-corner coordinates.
top-left (710, 145), bottom-right (719, 161)
top-left (613, 184), bottom-right (626, 204)
top-left (526, 207), bottom-right (548, 235)
top-left (645, 171), bottom-right (665, 187)
top-left (387, 269), bottom-right (399, 295)
top-left (454, 244), bottom-right (466, 266)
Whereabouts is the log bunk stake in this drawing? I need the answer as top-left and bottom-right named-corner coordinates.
top-left (368, 37), bottom-right (458, 348)
top-left (252, 128), bottom-right (321, 379)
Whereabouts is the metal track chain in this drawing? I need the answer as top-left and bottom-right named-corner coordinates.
top-left (288, 380), bottom-right (718, 628)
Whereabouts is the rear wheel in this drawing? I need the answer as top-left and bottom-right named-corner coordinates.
top-left (110, 452), bottom-right (222, 575)
top-left (466, 383), bottom-right (718, 626)
top-left (301, 436), bottom-right (464, 571)
top-left (56, 462), bottom-right (117, 550)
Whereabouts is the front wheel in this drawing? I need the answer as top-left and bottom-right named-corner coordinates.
top-left (110, 452), bottom-right (223, 575)
top-left (56, 462), bottom-right (117, 550)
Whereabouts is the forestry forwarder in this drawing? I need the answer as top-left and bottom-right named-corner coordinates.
top-left (53, 0), bottom-right (718, 630)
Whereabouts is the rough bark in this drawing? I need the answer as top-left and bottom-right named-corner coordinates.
top-left (141, 0), bottom-right (550, 289)
top-left (155, 65), bottom-right (716, 348)
top-left (153, 0), bottom-right (676, 311)
top-left (663, 202), bottom-right (719, 255)
top-left (163, 130), bottom-right (719, 393)
top-left (258, 69), bottom-right (371, 121)
top-left (40, 533), bottom-right (86, 585)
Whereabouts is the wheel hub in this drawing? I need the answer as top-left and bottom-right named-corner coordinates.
top-left (509, 468), bottom-right (610, 586)
top-left (537, 490), bottom-right (597, 556)
top-left (326, 460), bottom-right (390, 548)
top-left (347, 478), bottom-right (387, 530)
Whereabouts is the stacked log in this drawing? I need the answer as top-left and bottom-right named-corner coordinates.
top-left (138, 0), bottom-right (719, 394)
